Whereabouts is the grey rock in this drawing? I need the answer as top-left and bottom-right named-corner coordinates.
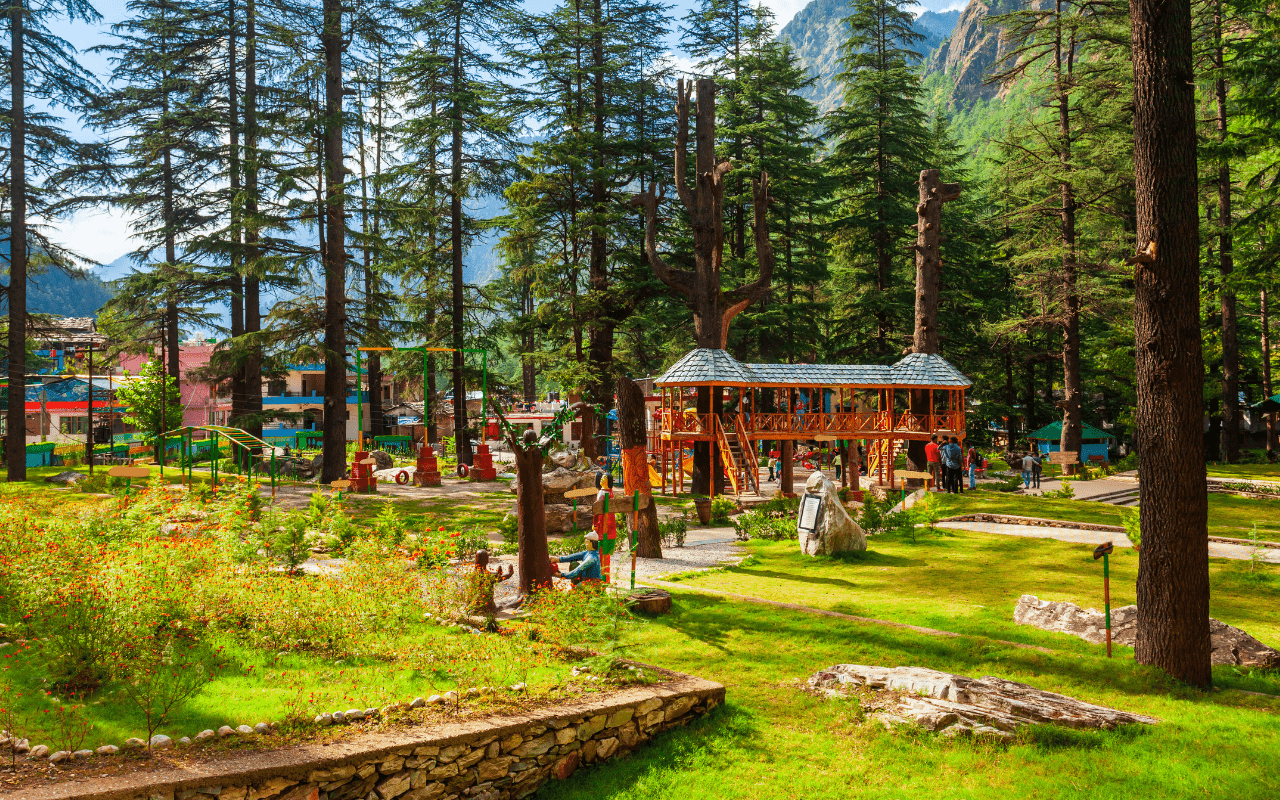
top-left (428, 695), bottom-right (446, 705)
top-left (799, 471), bottom-right (866, 556)
top-left (344, 708), bottom-right (364, 721)
top-left (179, 737), bottom-right (191, 745)
top-left (367, 450), bottom-right (395, 471)
top-left (315, 713), bottom-right (334, 726)
top-left (235, 725), bottom-right (253, 736)
top-left (124, 738), bottom-right (146, 749)
top-left (217, 726), bottom-right (235, 738)
top-left (331, 711), bottom-right (346, 723)
top-left (96, 745), bottom-right (118, 755)
top-left (1014, 595), bottom-right (1280, 668)
top-left (13, 739), bottom-right (29, 754)
top-left (150, 734), bottom-right (173, 749)
top-left (808, 664), bottom-right (1159, 735)
top-left (47, 750), bottom-right (71, 763)
top-left (253, 722), bottom-right (270, 735)
top-left (28, 744), bottom-right (50, 759)
top-left (363, 707), bottom-right (378, 719)
top-left (73, 749), bottom-right (94, 759)
top-left (45, 470), bottom-right (89, 485)
top-left (195, 730), bottom-right (216, 742)
top-left (410, 697), bottom-right (426, 709)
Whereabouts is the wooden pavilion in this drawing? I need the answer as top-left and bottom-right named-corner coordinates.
top-left (653, 348), bottom-right (972, 496)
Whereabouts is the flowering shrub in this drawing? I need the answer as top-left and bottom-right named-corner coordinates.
top-left (524, 582), bottom-right (633, 652)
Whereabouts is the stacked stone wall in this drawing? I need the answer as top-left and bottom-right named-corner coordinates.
top-left (17, 676), bottom-right (723, 800)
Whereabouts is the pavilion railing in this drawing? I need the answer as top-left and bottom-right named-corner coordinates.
top-left (660, 408), bottom-right (967, 439)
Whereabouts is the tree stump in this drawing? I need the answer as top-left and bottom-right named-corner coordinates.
top-left (628, 588), bottom-right (672, 616)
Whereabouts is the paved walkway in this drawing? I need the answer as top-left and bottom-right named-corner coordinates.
top-left (937, 519), bottom-right (1280, 563)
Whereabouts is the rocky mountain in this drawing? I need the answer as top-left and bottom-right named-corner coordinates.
top-left (924, 0), bottom-right (1033, 110)
top-left (778, 0), bottom-right (961, 112)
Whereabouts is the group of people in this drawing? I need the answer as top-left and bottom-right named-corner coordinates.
top-left (1018, 451), bottom-right (1043, 489)
top-left (925, 434), bottom-right (982, 493)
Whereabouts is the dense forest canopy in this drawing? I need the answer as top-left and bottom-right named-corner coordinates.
top-left (2, 0), bottom-right (1278, 471)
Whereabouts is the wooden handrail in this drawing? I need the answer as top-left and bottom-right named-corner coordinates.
top-left (735, 412), bottom-right (759, 493)
top-left (714, 415), bottom-right (741, 496)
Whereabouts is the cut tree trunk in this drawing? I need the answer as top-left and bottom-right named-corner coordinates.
top-left (319, 0), bottom-right (347, 483)
top-left (616, 376), bottom-right (661, 558)
top-left (1130, 0), bottom-right (1211, 686)
top-left (6, 8), bottom-right (26, 481)
top-left (908, 169), bottom-right (960, 476)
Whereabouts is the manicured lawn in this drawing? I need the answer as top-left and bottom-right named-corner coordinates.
top-left (1206, 461), bottom-right (1280, 480)
top-left (663, 530), bottom-right (1280, 650)
top-left (540, 590), bottom-right (1280, 800)
top-left (932, 489), bottom-right (1280, 540)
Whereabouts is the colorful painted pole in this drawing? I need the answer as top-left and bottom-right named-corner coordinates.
top-left (630, 489), bottom-right (639, 590)
top-left (1093, 541), bottom-right (1115, 657)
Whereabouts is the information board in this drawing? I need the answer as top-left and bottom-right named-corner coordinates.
top-left (797, 492), bottom-right (824, 534)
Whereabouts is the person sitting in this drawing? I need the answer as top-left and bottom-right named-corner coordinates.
top-left (556, 531), bottom-right (603, 586)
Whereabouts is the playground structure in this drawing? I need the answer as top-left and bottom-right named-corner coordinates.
top-left (653, 348), bottom-right (972, 497)
top-left (158, 425), bottom-right (288, 498)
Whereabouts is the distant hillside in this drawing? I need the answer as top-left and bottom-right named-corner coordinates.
top-left (778, 0), bottom-right (961, 112)
top-left (0, 236), bottom-right (115, 318)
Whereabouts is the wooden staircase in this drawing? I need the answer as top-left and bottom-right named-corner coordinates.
top-left (866, 438), bottom-right (901, 485)
top-left (715, 414), bottom-right (761, 498)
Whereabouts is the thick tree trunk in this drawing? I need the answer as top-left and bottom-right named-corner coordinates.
top-left (616, 376), bottom-right (661, 558)
top-left (227, 0), bottom-right (244, 434)
top-left (6, 8), bottom-right (25, 481)
top-left (780, 438), bottom-right (794, 495)
top-left (1056, 3), bottom-right (1083, 471)
top-left (244, 0), bottom-right (262, 446)
top-left (909, 169), bottom-right (960, 475)
top-left (319, 0), bottom-right (348, 483)
top-left (1130, 0), bottom-right (1211, 685)
top-left (449, 9), bottom-right (471, 468)
top-left (1263, 289), bottom-right (1275, 462)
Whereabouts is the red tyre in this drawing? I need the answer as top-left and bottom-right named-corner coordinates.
top-left (395, 470), bottom-right (410, 485)
top-left (457, 463), bottom-right (469, 478)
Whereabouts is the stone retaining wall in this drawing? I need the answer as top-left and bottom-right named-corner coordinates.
top-left (15, 675), bottom-right (723, 800)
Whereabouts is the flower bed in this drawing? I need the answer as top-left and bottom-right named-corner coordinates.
top-left (0, 482), bottom-right (642, 779)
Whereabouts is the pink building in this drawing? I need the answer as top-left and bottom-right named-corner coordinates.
top-left (118, 342), bottom-right (232, 427)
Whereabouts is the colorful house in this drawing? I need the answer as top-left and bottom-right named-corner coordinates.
top-left (1027, 421), bottom-right (1116, 464)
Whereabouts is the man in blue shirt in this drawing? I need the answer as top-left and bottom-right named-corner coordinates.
top-left (558, 531), bottom-right (603, 585)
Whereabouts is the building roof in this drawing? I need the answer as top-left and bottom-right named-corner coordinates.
top-left (657, 348), bottom-right (759, 387)
top-left (654, 349), bottom-right (972, 389)
top-left (1027, 420), bottom-right (1116, 442)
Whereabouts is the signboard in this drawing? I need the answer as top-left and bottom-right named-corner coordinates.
top-left (107, 466), bottom-right (151, 479)
top-left (330, 479), bottom-right (352, 490)
top-left (896, 469), bottom-right (933, 482)
top-left (797, 492), bottom-right (824, 534)
top-left (1048, 451), bottom-right (1080, 465)
top-left (564, 487), bottom-right (598, 499)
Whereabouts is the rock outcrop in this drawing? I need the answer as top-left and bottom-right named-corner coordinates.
top-left (45, 470), bottom-right (88, 485)
top-left (799, 471), bottom-right (866, 556)
top-left (1013, 594), bottom-right (1280, 668)
top-left (808, 664), bottom-right (1158, 738)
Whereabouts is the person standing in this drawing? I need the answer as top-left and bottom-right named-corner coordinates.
top-left (967, 443), bottom-right (980, 490)
top-left (948, 437), bottom-right (965, 493)
top-left (925, 434), bottom-right (941, 491)
top-left (1021, 452), bottom-right (1036, 489)
top-left (1031, 451), bottom-right (1043, 489)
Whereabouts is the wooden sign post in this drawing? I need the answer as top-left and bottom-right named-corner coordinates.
top-left (330, 479), bottom-right (352, 500)
top-left (895, 469), bottom-right (934, 506)
top-left (1093, 541), bottom-right (1115, 657)
top-left (564, 486), bottom-right (597, 533)
top-left (1047, 451), bottom-right (1079, 465)
top-left (108, 465), bottom-right (151, 498)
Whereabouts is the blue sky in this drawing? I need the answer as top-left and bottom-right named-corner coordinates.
top-left (50, 0), bottom-right (965, 267)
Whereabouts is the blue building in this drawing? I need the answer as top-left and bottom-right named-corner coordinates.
top-left (1028, 421), bottom-right (1116, 464)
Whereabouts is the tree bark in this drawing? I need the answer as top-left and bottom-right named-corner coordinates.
top-left (1056, 1), bottom-right (1083, 471)
top-left (634, 78), bottom-right (774, 497)
top-left (6, 6), bottom-right (25, 481)
top-left (449, 6), bottom-right (471, 468)
top-left (244, 0), bottom-right (262, 445)
top-left (908, 169), bottom-right (960, 475)
top-left (616, 376), bottom-right (661, 558)
top-left (319, 0), bottom-right (348, 483)
top-left (227, 0), bottom-right (245, 435)
top-left (491, 402), bottom-right (554, 595)
top-left (1130, 0), bottom-right (1211, 685)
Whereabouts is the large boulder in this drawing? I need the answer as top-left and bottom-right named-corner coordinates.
top-left (367, 450), bottom-right (395, 471)
top-left (1014, 594), bottom-right (1280, 668)
top-left (45, 471), bottom-right (88, 486)
top-left (799, 471), bottom-right (866, 555)
top-left (511, 466), bottom-right (596, 499)
top-left (808, 665), bottom-right (1158, 738)
top-left (545, 503), bottom-right (591, 534)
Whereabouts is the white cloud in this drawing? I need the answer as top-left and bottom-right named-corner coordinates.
top-left (757, 0), bottom-right (811, 29)
top-left (45, 206), bottom-right (139, 267)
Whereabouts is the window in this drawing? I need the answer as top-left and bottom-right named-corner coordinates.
top-left (60, 416), bottom-right (90, 435)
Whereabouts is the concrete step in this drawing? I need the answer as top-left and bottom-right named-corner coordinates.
top-left (1081, 487), bottom-right (1140, 505)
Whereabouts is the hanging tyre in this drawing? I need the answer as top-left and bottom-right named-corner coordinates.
top-left (457, 463), bottom-right (469, 478)
top-left (395, 470), bottom-right (410, 485)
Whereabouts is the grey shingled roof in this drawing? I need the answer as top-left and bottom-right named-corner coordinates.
top-left (655, 348), bottom-right (758, 386)
top-left (655, 349), bottom-right (972, 388)
top-left (888, 353), bottom-right (973, 387)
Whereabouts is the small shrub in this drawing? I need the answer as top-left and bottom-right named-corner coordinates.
top-left (1120, 506), bottom-right (1141, 550)
top-left (731, 510), bottom-right (792, 541)
top-left (1042, 482), bottom-right (1075, 499)
top-left (659, 515), bottom-right (688, 547)
top-left (708, 495), bottom-right (737, 525)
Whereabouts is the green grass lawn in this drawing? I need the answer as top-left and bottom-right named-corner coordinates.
top-left (536, 525), bottom-right (1280, 800)
top-left (931, 488), bottom-right (1280, 540)
top-left (1206, 462), bottom-right (1280, 480)
top-left (539, 590), bottom-right (1280, 800)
